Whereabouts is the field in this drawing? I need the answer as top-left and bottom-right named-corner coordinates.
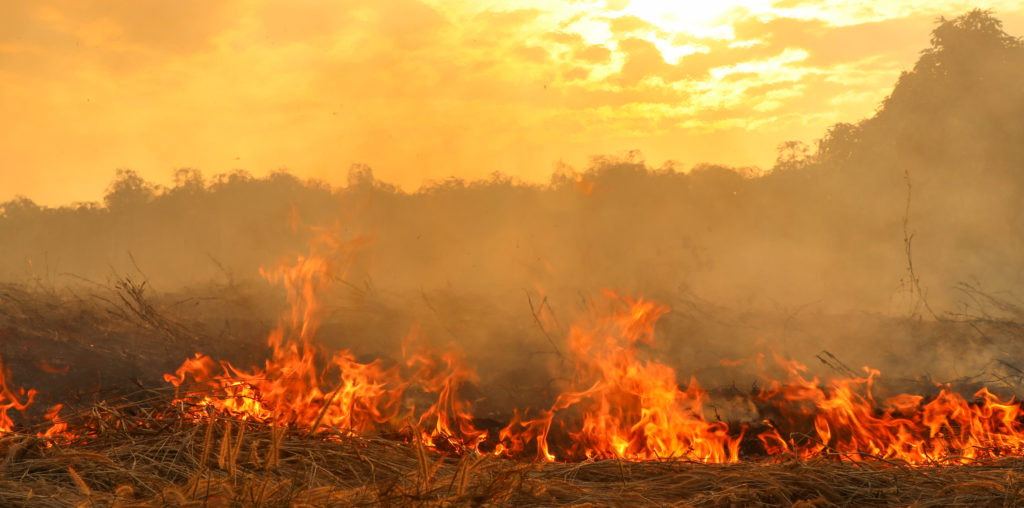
top-left (4, 6), bottom-right (1024, 508)
top-left (3, 276), bottom-right (1024, 507)
top-left (6, 408), bottom-right (1024, 507)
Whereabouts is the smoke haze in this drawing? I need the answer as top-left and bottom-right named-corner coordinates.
top-left (2, 10), bottom-right (1024, 409)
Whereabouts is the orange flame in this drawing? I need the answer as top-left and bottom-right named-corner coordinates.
top-left (162, 228), bottom-right (488, 451)
top-left (6, 223), bottom-right (1019, 465)
top-left (405, 334), bottom-right (488, 451)
top-left (0, 354), bottom-right (68, 442)
top-left (756, 359), bottom-right (1024, 463)
top-left (158, 231), bottom-right (1024, 465)
top-left (495, 291), bottom-right (742, 462)
top-left (0, 354), bottom-right (36, 435)
top-left (164, 230), bottom-right (406, 434)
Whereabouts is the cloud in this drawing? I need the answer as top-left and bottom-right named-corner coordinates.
top-left (576, 44), bottom-right (612, 63)
top-left (673, 43), bottom-right (783, 79)
top-left (606, 14), bottom-right (661, 35)
top-left (79, 0), bottom-right (237, 53)
top-left (474, 8), bottom-right (543, 28)
top-left (24, 0), bottom-right (239, 53)
top-left (514, 44), bottom-right (551, 63)
top-left (544, 31), bottom-right (585, 46)
top-left (257, 0), bottom-right (363, 45)
top-left (563, 67), bottom-right (592, 80)
top-left (374, 0), bottom-right (450, 49)
top-left (0, 2), bottom-right (67, 48)
top-left (732, 14), bottom-right (929, 66)
top-left (611, 35), bottom-right (796, 86)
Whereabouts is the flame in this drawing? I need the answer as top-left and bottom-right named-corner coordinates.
top-left (0, 354), bottom-right (68, 442)
top-left (756, 359), bottom-right (1024, 463)
top-left (164, 230), bottom-right (404, 434)
top-left (157, 228), bottom-right (1024, 464)
top-left (38, 403), bottom-right (73, 442)
top-left (0, 354), bottom-right (36, 435)
top-left (405, 334), bottom-right (488, 451)
top-left (162, 228), bottom-right (486, 451)
top-left (495, 291), bottom-right (742, 462)
top-left (6, 225), bottom-right (1024, 465)
top-left (38, 360), bottom-right (70, 374)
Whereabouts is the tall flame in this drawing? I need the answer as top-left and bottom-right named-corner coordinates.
top-left (163, 228), bottom-right (483, 449)
top-left (495, 291), bottom-right (742, 462)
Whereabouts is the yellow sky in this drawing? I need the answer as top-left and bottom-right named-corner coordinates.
top-left (2, 0), bottom-right (1023, 206)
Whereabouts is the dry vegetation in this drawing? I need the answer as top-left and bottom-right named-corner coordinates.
top-left (1, 279), bottom-right (1023, 507)
top-left (5, 399), bottom-right (1024, 507)
top-left (3, 10), bottom-right (1024, 507)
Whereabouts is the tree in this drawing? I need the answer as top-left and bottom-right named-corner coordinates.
top-left (0, 196), bottom-right (41, 221)
top-left (814, 123), bottom-right (861, 166)
top-left (847, 9), bottom-right (1024, 171)
top-left (104, 169), bottom-right (155, 211)
top-left (773, 140), bottom-right (812, 171)
top-left (881, 9), bottom-right (1023, 116)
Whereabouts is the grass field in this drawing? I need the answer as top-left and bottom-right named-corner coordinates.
top-left (3, 279), bottom-right (1024, 507)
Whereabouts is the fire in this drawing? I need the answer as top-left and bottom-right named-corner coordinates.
top-left (405, 337), bottom-right (488, 451)
top-left (494, 291), bottom-right (742, 462)
top-left (757, 359), bottom-right (1024, 463)
top-left (156, 223), bottom-right (1024, 463)
top-left (0, 354), bottom-right (70, 442)
top-left (5, 226), bottom-right (1024, 465)
top-left (163, 230), bottom-right (404, 434)
top-left (38, 403), bottom-right (71, 441)
top-left (0, 354), bottom-right (36, 435)
top-left (162, 229), bottom-right (483, 450)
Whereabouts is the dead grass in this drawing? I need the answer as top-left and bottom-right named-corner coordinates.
top-left (1, 398), bottom-right (1023, 507)
top-left (4, 282), bottom-right (1024, 506)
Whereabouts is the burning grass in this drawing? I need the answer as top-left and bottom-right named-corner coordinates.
top-left (3, 397), bottom-right (1024, 507)
top-left (3, 287), bottom-right (1024, 508)
top-left (5, 229), bottom-right (1024, 506)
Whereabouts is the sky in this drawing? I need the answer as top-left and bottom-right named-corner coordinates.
top-left (2, 0), bottom-right (1023, 206)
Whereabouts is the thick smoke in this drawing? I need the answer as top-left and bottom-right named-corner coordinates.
top-left (2, 10), bottom-right (1024, 410)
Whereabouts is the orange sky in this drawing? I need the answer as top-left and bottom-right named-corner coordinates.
top-left (2, 0), bottom-right (1023, 206)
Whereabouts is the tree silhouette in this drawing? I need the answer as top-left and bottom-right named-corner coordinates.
top-left (773, 140), bottom-right (812, 171)
top-left (813, 123), bottom-right (860, 167)
top-left (104, 169), bottom-right (156, 212)
top-left (801, 9), bottom-right (1024, 178)
top-left (869, 10), bottom-right (1024, 166)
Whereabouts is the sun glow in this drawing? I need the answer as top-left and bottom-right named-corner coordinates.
top-left (606, 1), bottom-right (775, 63)
top-left (620, 1), bottom-right (736, 34)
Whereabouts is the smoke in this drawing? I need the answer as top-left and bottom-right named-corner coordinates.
top-left (1, 10), bottom-right (1023, 409)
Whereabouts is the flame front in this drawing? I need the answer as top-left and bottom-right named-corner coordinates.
top-left (6, 228), bottom-right (1022, 465)
top-left (155, 228), bottom-right (1024, 463)
top-left (757, 360), bottom-right (1024, 463)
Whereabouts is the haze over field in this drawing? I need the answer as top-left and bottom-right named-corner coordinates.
top-left (3, 7), bottom-right (1023, 302)
top-left (2, 6), bottom-right (1024, 400)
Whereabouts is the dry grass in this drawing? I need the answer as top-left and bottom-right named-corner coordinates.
top-left (1, 398), bottom-right (1023, 507)
top-left (4, 282), bottom-right (1024, 506)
